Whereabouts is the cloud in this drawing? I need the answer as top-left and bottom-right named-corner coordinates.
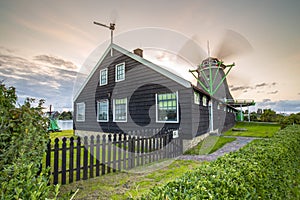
top-left (257, 100), bottom-right (300, 113)
top-left (0, 50), bottom-right (78, 110)
top-left (230, 85), bottom-right (252, 91)
top-left (231, 82), bottom-right (278, 94)
top-left (267, 90), bottom-right (278, 94)
top-left (34, 55), bottom-right (78, 70)
top-left (262, 99), bottom-right (271, 102)
top-left (255, 83), bottom-right (268, 88)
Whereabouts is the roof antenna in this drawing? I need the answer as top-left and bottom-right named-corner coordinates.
top-left (93, 21), bottom-right (115, 56)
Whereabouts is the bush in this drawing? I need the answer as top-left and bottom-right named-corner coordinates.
top-left (0, 84), bottom-right (61, 199)
top-left (142, 125), bottom-right (300, 199)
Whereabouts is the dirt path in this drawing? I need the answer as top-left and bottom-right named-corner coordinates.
top-left (177, 136), bottom-right (258, 162)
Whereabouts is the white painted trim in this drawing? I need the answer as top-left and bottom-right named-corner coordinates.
top-left (73, 43), bottom-right (191, 102)
top-left (97, 99), bottom-right (109, 122)
top-left (156, 91), bottom-right (179, 123)
top-left (115, 62), bottom-right (125, 82)
top-left (113, 97), bottom-right (127, 122)
top-left (76, 102), bottom-right (85, 122)
top-left (99, 68), bottom-right (108, 86)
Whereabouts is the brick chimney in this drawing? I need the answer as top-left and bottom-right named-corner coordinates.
top-left (133, 48), bottom-right (143, 57)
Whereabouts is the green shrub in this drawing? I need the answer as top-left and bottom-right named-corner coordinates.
top-left (142, 125), bottom-right (300, 199)
top-left (0, 84), bottom-right (63, 199)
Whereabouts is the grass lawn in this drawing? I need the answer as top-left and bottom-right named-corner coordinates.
top-left (223, 122), bottom-right (281, 138)
top-left (49, 130), bottom-right (74, 140)
top-left (58, 159), bottom-right (202, 199)
top-left (184, 136), bottom-right (236, 155)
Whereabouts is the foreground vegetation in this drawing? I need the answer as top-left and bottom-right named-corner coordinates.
top-left (143, 125), bottom-right (300, 199)
top-left (224, 121), bottom-right (280, 137)
top-left (0, 84), bottom-right (59, 199)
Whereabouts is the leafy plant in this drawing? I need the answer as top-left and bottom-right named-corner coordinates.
top-left (142, 125), bottom-right (300, 199)
top-left (0, 83), bottom-right (69, 199)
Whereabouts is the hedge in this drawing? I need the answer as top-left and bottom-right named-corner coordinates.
top-left (142, 125), bottom-right (300, 199)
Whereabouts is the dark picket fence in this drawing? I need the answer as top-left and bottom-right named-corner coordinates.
top-left (45, 129), bottom-right (183, 185)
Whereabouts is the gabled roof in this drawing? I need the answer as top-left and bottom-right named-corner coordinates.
top-left (74, 43), bottom-right (192, 101)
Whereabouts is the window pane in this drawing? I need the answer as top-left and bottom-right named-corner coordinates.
top-left (114, 98), bottom-right (127, 121)
top-left (98, 100), bottom-right (108, 121)
top-left (76, 103), bottom-right (85, 121)
top-left (100, 69), bottom-right (107, 85)
top-left (194, 92), bottom-right (200, 104)
top-left (202, 96), bottom-right (207, 106)
top-left (116, 63), bottom-right (125, 81)
top-left (157, 92), bottom-right (178, 122)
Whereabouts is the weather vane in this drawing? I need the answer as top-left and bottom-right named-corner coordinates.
top-left (93, 21), bottom-right (116, 56)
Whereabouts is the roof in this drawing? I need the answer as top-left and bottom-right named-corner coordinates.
top-left (73, 43), bottom-right (192, 101)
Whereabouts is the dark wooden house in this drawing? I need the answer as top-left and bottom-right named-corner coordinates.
top-left (73, 43), bottom-right (236, 141)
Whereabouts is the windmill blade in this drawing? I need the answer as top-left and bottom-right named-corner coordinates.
top-left (177, 35), bottom-right (206, 66)
top-left (215, 29), bottom-right (253, 61)
top-left (109, 9), bottom-right (119, 24)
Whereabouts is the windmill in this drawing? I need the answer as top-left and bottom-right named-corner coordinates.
top-left (182, 30), bottom-right (253, 132)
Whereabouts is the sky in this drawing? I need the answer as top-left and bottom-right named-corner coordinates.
top-left (0, 0), bottom-right (299, 113)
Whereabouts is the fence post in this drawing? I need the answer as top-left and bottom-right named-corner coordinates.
top-left (131, 136), bottom-right (136, 168)
top-left (96, 135), bottom-right (100, 177)
top-left (46, 139), bottom-right (51, 183)
top-left (136, 136), bottom-right (140, 167)
top-left (76, 137), bottom-right (81, 181)
top-left (101, 135), bottom-right (106, 175)
top-left (118, 134), bottom-right (122, 171)
top-left (69, 137), bottom-right (74, 184)
top-left (112, 133), bottom-right (117, 172)
top-left (107, 134), bottom-right (112, 173)
top-left (128, 135), bottom-right (132, 169)
top-left (141, 136), bottom-right (144, 165)
top-left (61, 137), bottom-right (67, 185)
top-left (83, 136), bottom-right (88, 180)
top-left (53, 138), bottom-right (59, 185)
top-left (163, 133), bottom-right (167, 159)
top-left (123, 134), bottom-right (127, 170)
top-left (89, 135), bottom-right (94, 178)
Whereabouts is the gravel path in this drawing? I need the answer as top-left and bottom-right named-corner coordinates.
top-left (177, 136), bottom-right (259, 162)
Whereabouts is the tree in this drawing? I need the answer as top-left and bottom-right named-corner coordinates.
top-left (59, 111), bottom-right (73, 120)
top-left (260, 109), bottom-right (277, 122)
top-left (280, 112), bottom-right (300, 129)
top-left (0, 83), bottom-right (63, 199)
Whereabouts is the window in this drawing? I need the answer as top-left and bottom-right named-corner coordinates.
top-left (202, 96), bottom-right (207, 106)
top-left (99, 68), bottom-right (107, 86)
top-left (194, 92), bottom-right (200, 104)
top-left (217, 103), bottom-right (221, 110)
top-left (76, 102), bottom-right (85, 122)
top-left (156, 92), bottom-right (179, 123)
top-left (113, 98), bottom-right (127, 122)
top-left (224, 106), bottom-right (226, 112)
top-left (115, 63), bottom-right (125, 82)
top-left (97, 100), bottom-right (109, 122)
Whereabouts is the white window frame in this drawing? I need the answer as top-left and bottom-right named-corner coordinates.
top-left (115, 62), bottom-right (125, 82)
top-left (97, 100), bottom-right (109, 122)
top-left (194, 92), bottom-right (200, 104)
top-left (113, 98), bottom-right (127, 122)
top-left (99, 68), bottom-right (108, 86)
top-left (76, 102), bottom-right (85, 122)
top-left (156, 91), bottom-right (179, 123)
